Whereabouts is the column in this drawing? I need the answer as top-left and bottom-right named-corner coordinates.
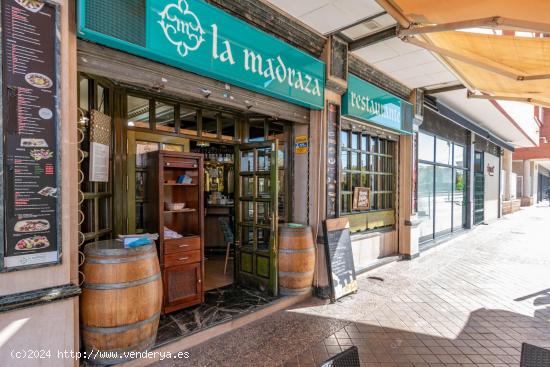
top-left (524, 159), bottom-right (532, 198)
top-left (503, 149), bottom-right (513, 201)
top-left (466, 133), bottom-right (475, 229)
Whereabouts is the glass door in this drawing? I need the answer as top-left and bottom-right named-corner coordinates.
top-left (235, 141), bottom-right (278, 295)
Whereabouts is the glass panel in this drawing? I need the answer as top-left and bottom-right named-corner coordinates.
top-left (436, 138), bottom-right (452, 165)
top-left (267, 121), bottom-right (285, 140)
top-left (242, 177), bottom-right (254, 197)
top-left (135, 202), bottom-right (144, 230)
top-left (180, 107), bottom-right (197, 136)
top-left (341, 172), bottom-right (350, 191)
top-left (257, 202), bottom-right (271, 225)
top-left (418, 132), bottom-right (434, 161)
top-left (351, 133), bottom-right (359, 149)
top-left (370, 137), bottom-right (379, 152)
top-left (362, 174), bottom-right (370, 188)
top-left (240, 150), bottom-right (254, 172)
top-left (249, 118), bottom-right (265, 141)
top-left (257, 148), bottom-right (271, 171)
top-left (257, 177), bottom-right (270, 198)
top-left (242, 201), bottom-right (254, 223)
top-left (361, 153), bottom-right (368, 171)
top-left (418, 163), bottom-right (434, 241)
top-left (277, 143), bottom-right (285, 169)
top-left (127, 95), bottom-right (150, 129)
top-left (340, 130), bottom-right (349, 148)
top-left (278, 169), bottom-right (285, 221)
top-left (474, 151), bottom-right (483, 173)
top-left (256, 228), bottom-right (270, 251)
top-left (361, 135), bottom-right (368, 151)
top-left (241, 225), bottom-right (254, 247)
top-left (97, 84), bottom-right (106, 113)
top-left (136, 141), bottom-right (159, 168)
top-left (351, 153), bottom-right (359, 170)
top-left (341, 194), bottom-right (351, 214)
top-left (136, 172), bottom-right (146, 199)
top-left (79, 77), bottom-right (89, 111)
top-left (340, 151), bottom-right (349, 170)
top-left (453, 169), bottom-right (466, 230)
top-left (221, 114), bottom-right (236, 141)
top-left (202, 110), bottom-right (218, 138)
top-left (435, 166), bottom-right (453, 234)
top-left (352, 173), bottom-right (361, 189)
top-left (454, 144), bottom-right (465, 167)
top-left (155, 101), bottom-right (175, 133)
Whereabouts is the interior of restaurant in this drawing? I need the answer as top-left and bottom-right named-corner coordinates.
top-left (78, 74), bottom-right (291, 343)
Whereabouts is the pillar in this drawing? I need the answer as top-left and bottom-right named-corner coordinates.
top-left (503, 149), bottom-right (513, 200)
top-left (524, 159), bottom-right (532, 198)
top-left (466, 133), bottom-right (475, 229)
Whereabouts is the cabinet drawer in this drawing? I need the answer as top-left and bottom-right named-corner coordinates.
top-left (164, 236), bottom-right (201, 255)
top-left (164, 250), bottom-right (201, 267)
top-left (164, 158), bottom-right (198, 169)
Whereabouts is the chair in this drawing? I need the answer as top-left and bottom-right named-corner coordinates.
top-left (218, 217), bottom-right (234, 275)
top-left (521, 343), bottom-right (550, 367)
top-left (320, 346), bottom-right (360, 367)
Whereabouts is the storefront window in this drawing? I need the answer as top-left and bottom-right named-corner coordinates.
top-left (127, 95), bottom-right (150, 129)
top-left (248, 118), bottom-right (265, 141)
top-left (202, 110), bottom-right (219, 138)
top-left (221, 114), bottom-right (236, 141)
top-left (418, 132), bottom-right (468, 242)
top-left (418, 132), bottom-right (434, 161)
top-left (180, 107), bottom-right (198, 136)
top-left (339, 129), bottom-right (395, 215)
top-left (155, 101), bottom-right (175, 133)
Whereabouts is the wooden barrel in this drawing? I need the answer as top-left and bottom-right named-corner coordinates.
top-left (278, 224), bottom-right (315, 296)
top-left (81, 240), bottom-right (162, 365)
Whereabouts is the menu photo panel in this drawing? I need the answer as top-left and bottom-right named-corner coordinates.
top-left (1, 0), bottom-right (61, 271)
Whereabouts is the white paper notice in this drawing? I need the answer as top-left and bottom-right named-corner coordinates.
top-left (89, 142), bottom-right (109, 182)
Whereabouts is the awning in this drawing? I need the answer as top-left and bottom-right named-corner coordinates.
top-left (376, 0), bottom-right (550, 107)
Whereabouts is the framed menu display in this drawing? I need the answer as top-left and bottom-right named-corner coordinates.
top-left (352, 187), bottom-right (371, 211)
top-left (1, 0), bottom-right (61, 271)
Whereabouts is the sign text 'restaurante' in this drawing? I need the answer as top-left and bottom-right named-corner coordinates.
top-left (349, 91), bottom-right (400, 125)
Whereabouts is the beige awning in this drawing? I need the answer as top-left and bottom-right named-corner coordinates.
top-left (376, 0), bottom-right (550, 107)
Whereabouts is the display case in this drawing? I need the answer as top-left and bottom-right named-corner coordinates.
top-left (146, 151), bottom-right (204, 313)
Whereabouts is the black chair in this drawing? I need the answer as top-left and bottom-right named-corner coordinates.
top-left (521, 343), bottom-right (550, 367)
top-left (320, 346), bottom-right (361, 367)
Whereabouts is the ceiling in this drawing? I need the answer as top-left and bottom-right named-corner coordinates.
top-left (265, 0), bottom-right (538, 148)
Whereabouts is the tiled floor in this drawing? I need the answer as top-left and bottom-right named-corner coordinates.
top-left (154, 204), bottom-right (550, 367)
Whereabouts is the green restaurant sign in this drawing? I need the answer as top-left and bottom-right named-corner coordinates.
top-left (342, 74), bottom-right (413, 134)
top-left (77, 0), bottom-right (325, 109)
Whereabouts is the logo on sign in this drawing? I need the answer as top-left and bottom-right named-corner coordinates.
top-left (158, 0), bottom-right (205, 58)
top-left (487, 164), bottom-right (495, 176)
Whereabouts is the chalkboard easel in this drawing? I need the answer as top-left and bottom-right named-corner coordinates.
top-left (322, 218), bottom-right (358, 302)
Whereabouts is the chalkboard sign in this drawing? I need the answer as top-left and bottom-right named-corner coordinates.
top-left (1, 0), bottom-right (61, 271)
top-left (322, 218), bottom-right (357, 301)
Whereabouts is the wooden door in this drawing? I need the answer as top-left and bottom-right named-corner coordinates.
top-left (234, 141), bottom-right (279, 295)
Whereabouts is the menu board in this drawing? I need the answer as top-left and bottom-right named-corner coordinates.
top-left (326, 104), bottom-right (339, 219)
top-left (322, 218), bottom-right (357, 301)
top-left (1, 0), bottom-right (60, 270)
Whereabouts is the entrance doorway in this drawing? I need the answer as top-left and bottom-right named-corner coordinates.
top-left (474, 151), bottom-right (485, 225)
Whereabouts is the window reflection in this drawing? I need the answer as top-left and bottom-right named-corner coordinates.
top-left (436, 138), bottom-right (452, 165)
top-left (180, 107), bottom-right (197, 135)
top-left (127, 95), bottom-right (150, 129)
top-left (155, 101), bottom-right (175, 133)
top-left (418, 132), bottom-right (434, 161)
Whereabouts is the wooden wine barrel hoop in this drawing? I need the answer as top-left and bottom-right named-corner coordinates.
top-left (84, 243), bottom-right (154, 257)
top-left (279, 270), bottom-right (315, 277)
top-left (82, 273), bottom-right (161, 290)
top-left (81, 312), bottom-right (160, 334)
top-left (85, 252), bottom-right (156, 264)
top-left (279, 286), bottom-right (312, 295)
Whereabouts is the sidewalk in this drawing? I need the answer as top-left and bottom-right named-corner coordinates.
top-left (153, 206), bottom-right (550, 366)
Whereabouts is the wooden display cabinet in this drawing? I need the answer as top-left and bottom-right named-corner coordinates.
top-left (145, 151), bottom-right (204, 313)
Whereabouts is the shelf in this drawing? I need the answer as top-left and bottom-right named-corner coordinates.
top-left (164, 208), bottom-right (197, 214)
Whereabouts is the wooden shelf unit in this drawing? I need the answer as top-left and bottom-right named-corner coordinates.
top-left (146, 151), bottom-right (204, 314)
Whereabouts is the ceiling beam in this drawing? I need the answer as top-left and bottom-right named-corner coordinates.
top-left (325, 11), bottom-right (387, 36)
top-left (467, 91), bottom-right (550, 108)
top-left (398, 16), bottom-right (550, 37)
top-left (375, 0), bottom-right (409, 28)
top-left (424, 84), bottom-right (465, 95)
top-left (349, 26), bottom-right (397, 51)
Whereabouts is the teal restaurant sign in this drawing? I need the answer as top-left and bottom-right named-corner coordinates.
top-left (342, 74), bottom-right (413, 134)
top-left (77, 0), bottom-right (325, 109)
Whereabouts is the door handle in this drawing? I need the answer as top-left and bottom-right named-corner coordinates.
top-left (178, 244), bottom-right (189, 248)
top-left (179, 257), bottom-right (189, 261)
